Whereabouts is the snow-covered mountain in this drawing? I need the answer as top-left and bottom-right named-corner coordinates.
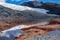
top-left (21, 1), bottom-right (60, 15)
top-left (0, 2), bottom-right (59, 27)
top-left (0, 2), bottom-right (60, 40)
top-left (0, 2), bottom-right (53, 24)
top-left (0, 2), bottom-right (49, 14)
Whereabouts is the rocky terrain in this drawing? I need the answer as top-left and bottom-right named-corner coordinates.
top-left (16, 20), bottom-right (60, 40)
top-left (0, 3), bottom-right (60, 31)
top-left (0, 1), bottom-right (60, 40)
top-left (0, 19), bottom-right (60, 40)
top-left (21, 1), bottom-right (60, 15)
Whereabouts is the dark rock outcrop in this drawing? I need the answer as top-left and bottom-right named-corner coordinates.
top-left (21, 1), bottom-right (60, 15)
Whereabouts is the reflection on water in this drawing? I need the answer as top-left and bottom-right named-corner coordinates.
top-left (0, 29), bottom-right (26, 40)
top-left (0, 36), bottom-right (14, 40)
top-left (48, 30), bottom-right (60, 35)
top-left (6, 29), bottom-right (26, 37)
top-left (0, 22), bottom-right (50, 40)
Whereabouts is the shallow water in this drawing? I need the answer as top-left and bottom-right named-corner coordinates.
top-left (0, 29), bottom-right (26, 40)
top-left (0, 36), bottom-right (14, 40)
top-left (6, 29), bottom-right (26, 37)
top-left (48, 30), bottom-right (60, 35)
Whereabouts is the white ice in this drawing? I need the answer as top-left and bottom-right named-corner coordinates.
top-left (0, 2), bottom-right (49, 14)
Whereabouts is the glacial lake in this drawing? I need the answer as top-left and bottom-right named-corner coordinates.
top-left (48, 30), bottom-right (60, 35)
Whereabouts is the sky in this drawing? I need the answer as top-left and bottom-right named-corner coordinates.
top-left (0, 0), bottom-right (60, 5)
top-left (39, 0), bottom-right (60, 4)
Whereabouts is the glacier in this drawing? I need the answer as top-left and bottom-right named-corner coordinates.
top-left (0, 2), bottom-right (49, 14)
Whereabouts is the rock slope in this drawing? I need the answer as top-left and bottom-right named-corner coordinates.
top-left (21, 1), bottom-right (60, 15)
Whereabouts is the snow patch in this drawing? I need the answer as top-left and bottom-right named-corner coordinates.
top-left (1, 25), bottom-right (31, 33)
top-left (0, 21), bottom-right (49, 38)
top-left (32, 21), bottom-right (49, 26)
top-left (0, 2), bottom-right (49, 14)
top-left (1, 21), bottom-right (49, 33)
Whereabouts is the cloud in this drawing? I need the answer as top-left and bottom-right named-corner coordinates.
top-left (0, 0), bottom-right (5, 2)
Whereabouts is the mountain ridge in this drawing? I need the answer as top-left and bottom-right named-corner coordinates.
top-left (0, 2), bottom-right (60, 24)
top-left (21, 1), bottom-right (60, 15)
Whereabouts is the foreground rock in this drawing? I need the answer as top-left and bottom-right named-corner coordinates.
top-left (25, 35), bottom-right (60, 40)
top-left (16, 20), bottom-right (60, 40)
top-left (16, 27), bottom-right (60, 40)
top-left (0, 19), bottom-right (60, 40)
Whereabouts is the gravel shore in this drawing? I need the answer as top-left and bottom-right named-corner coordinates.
top-left (26, 35), bottom-right (60, 40)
